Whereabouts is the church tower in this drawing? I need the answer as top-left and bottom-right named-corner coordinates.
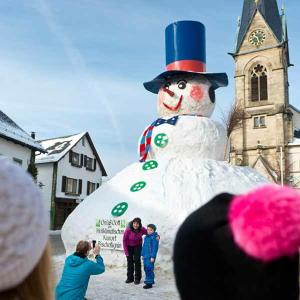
top-left (229, 0), bottom-right (295, 183)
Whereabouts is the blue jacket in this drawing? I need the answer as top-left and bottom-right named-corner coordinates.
top-left (55, 254), bottom-right (105, 300)
top-left (141, 232), bottom-right (159, 259)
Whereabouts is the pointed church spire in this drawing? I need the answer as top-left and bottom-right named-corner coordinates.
top-left (235, 0), bottom-right (283, 52)
top-left (281, 3), bottom-right (287, 42)
top-left (280, 3), bottom-right (291, 66)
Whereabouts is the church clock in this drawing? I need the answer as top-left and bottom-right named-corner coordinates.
top-left (249, 30), bottom-right (266, 46)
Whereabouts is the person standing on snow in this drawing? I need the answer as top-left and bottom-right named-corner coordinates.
top-left (141, 224), bottom-right (159, 289)
top-left (123, 217), bottom-right (147, 284)
top-left (56, 240), bottom-right (105, 300)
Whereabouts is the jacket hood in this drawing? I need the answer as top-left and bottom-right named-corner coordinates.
top-left (66, 254), bottom-right (87, 267)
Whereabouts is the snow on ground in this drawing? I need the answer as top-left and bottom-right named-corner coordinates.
top-left (49, 230), bottom-right (62, 235)
top-left (53, 255), bottom-right (180, 300)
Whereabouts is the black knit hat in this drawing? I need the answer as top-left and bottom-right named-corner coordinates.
top-left (173, 185), bottom-right (300, 300)
top-left (147, 224), bottom-right (157, 232)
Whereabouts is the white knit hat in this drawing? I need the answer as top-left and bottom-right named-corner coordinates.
top-left (0, 157), bottom-right (49, 291)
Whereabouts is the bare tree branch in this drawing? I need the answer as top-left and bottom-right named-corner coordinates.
top-left (220, 104), bottom-right (244, 137)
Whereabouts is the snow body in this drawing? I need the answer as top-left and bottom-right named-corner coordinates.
top-left (62, 116), bottom-right (268, 270)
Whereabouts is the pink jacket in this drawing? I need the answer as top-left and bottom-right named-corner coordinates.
top-left (123, 226), bottom-right (147, 256)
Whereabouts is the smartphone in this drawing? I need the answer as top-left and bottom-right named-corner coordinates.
top-left (92, 240), bottom-right (97, 248)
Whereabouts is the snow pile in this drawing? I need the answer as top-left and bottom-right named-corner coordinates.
top-left (62, 116), bottom-right (268, 270)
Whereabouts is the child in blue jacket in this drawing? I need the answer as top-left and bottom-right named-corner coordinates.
top-left (141, 224), bottom-right (159, 289)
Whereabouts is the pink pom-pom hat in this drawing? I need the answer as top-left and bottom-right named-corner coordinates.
top-left (229, 184), bottom-right (300, 261)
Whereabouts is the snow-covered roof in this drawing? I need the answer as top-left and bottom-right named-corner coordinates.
top-left (36, 131), bottom-right (108, 176)
top-left (36, 132), bottom-right (86, 164)
top-left (0, 110), bottom-right (45, 152)
top-left (289, 139), bottom-right (300, 146)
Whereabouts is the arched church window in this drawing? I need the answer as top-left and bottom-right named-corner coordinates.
top-left (250, 64), bottom-right (268, 101)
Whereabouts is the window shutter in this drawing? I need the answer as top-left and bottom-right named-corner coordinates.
top-left (69, 150), bottom-right (73, 163)
top-left (87, 181), bottom-right (90, 195)
top-left (80, 154), bottom-right (84, 167)
top-left (62, 176), bottom-right (67, 192)
top-left (93, 159), bottom-right (97, 171)
top-left (78, 179), bottom-right (82, 194)
top-left (96, 183), bottom-right (100, 189)
top-left (84, 155), bottom-right (87, 167)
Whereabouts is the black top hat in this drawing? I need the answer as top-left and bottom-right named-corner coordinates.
top-left (173, 185), bottom-right (300, 300)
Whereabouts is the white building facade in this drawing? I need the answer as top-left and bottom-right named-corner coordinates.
top-left (36, 132), bottom-right (107, 229)
top-left (0, 110), bottom-right (44, 169)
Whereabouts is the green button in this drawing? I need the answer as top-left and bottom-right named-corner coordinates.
top-left (142, 160), bottom-right (158, 171)
top-left (111, 202), bottom-right (128, 217)
top-left (130, 181), bottom-right (146, 192)
top-left (154, 133), bottom-right (168, 148)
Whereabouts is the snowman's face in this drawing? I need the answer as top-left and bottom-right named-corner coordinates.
top-left (157, 75), bottom-right (215, 118)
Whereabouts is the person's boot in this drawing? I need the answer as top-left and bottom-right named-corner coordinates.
top-left (134, 279), bottom-right (141, 285)
top-left (143, 283), bottom-right (153, 289)
top-left (125, 278), bottom-right (134, 283)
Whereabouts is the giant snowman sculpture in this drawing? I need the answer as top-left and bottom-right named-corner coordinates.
top-left (62, 21), bottom-right (268, 269)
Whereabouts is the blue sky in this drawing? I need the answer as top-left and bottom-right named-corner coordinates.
top-left (0, 0), bottom-right (299, 176)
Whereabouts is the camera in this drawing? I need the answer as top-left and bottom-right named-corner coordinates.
top-left (92, 240), bottom-right (97, 248)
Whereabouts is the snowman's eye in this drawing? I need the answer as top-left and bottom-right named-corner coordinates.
top-left (164, 82), bottom-right (171, 89)
top-left (177, 80), bottom-right (187, 90)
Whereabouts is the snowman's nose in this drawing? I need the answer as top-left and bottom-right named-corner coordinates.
top-left (163, 87), bottom-right (175, 97)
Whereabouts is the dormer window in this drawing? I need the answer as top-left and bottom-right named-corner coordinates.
top-left (251, 64), bottom-right (268, 101)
